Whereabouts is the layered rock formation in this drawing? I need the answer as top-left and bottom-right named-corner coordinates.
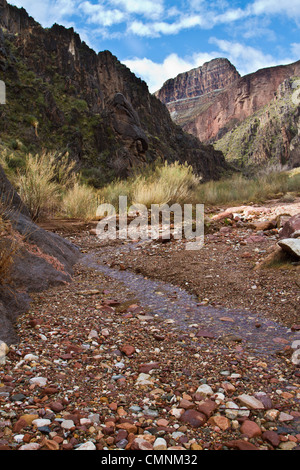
top-left (0, 0), bottom-right (228, 183)
top-left (156, 57), bottom-right (300, 170)
top-left (155, 58), bottom-right (240, 104)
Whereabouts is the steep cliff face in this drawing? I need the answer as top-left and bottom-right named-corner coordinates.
top-left (156, 57), bottom-right (300, 170)
top-left (184, 62), bottom-right (300, 143)
top-left (0, 0), bottom-right (228, 183)
top-left (214, 78), bottom-right (300, 170)
top-left (155, 58), bottom-right (240, 104)
top-left (157, 56), bottom-right (300, 142)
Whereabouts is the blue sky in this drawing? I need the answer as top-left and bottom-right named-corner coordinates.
top-left (9, 0), bottom-right (300, 92)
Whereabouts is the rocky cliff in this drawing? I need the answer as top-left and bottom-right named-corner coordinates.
top-left (156, 58), bottom-right (300, 170)
top-left (0, 0), bottom-right (228, 183)
top-left (155, 58), bottom-right (240, 104)
top-left (214, 78), bottom-right (300, 170)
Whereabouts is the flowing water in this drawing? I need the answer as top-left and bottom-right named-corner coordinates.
top-left (82, 251), bottom-right (300, 361)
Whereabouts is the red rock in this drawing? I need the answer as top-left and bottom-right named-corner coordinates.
top-left (240, 420), bottom-right (262, 438)
top-left (40, 387), bottom-right (59, 396)
top-left (120, 345), bottom-right (136, 356)
top-left (138, 362), bottom-right (159, 373)
top-left (291, 325), bottom-right (300, 331)
top-left (226, 440), bottom-right (259, 450)
top-left (179, 399), bottom-right (195, 410)
top-left (131, 438), bottom-right (153, 450)
top-left (262, 431), bottom-right (280, 447)
top-left (196, 329), bottom-right (215, 339)
top-left (13, 418), bottom-right (28, 433)
top-left (116, 423), bottom-right (138, 434)
top-left (44, 439), bottom-right (60, 450)
top-left (197, 399), bottom-right (218, 418)
top-left (180, 409), bottom-right (207, 428)
top-left (2, 375), bottom-right (13, 382)
top-left (153, 334), bottom-right (165, 341)
top-left (49, 401), bottom-right (64, 412)
top-left (209, 415), bottom-right (230, 431)
top-left (245, 235), bottom-right (266, 244)
top-left (279, 214), bottom-right (300, 239)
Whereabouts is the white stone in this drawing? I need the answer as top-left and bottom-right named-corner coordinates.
top-left (170, 408), bottom-right (184, 418)
top-left (19, 443), bottom-right (41, 450)
top-left (24, 354), bottom-right (39, 362)
top-left (61, 420), bottom-right (75, 430)
top-left (32, 419), bottom-right (51, 428)
top-left (153, 437), bottom-right (167, 450)
top-left (88, 330), bottom-right (99, 339)
top-left (291, 349), bottom-right (300, 366)
top-left (264, 409), bottom-right (279, 421)
top-left (278, 238), bottom-right (300, 258)
top-left (14, 434), bottom-right (24, 443)
top-left (135, 373), bottom-right (154, 386)
top-left (80, 418), bottom-right (92, 426)
top-left (237, 394), bottom-right (264, 409)
top-left (196, 384), bottom-right (214, 396)
top-left (75, 441), bottom-right (96, 450)
top-left (29, 376), bottom-right (47, 387)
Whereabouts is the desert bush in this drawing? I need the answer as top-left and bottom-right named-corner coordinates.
top-left (132, 161), bottom-right (200, 208)
top-left (98, 161), bottom-right (200, 209)
top-left (16, 152), bottom-right (61, 220)
top-left (0, 204), bottom-right (21, 285)
top-left (61, 182), bottom-right (98, 221)
top-left (195, 169), bottom-right (300, 206)
top-left (15, 151), bottom-right (77, 220)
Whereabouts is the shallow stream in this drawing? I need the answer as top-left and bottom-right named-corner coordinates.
top-left (82, 250), bottom-right (300, 361)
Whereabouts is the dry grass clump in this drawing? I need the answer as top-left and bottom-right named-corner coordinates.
top-left (60, 182), bottom-right (98, 222)
top-left (14, 151), bottom-right (98, 221)
top-left (0, 204), bottom-right (21, 285)
top-left (98, 161), bottom-right (200, 209)
top-left (195, 169), bottom-right (300, 206)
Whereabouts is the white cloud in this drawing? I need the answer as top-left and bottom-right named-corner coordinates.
top-left (111, 0), bottom-right (165, 20)
top-left (123, 52), bottom-right (219, 93)
top-left (79, 2), bottom-right (126, 27)
top-left (127, 14), bottom-right (208, 37)
top-left (209, 38), bottom-right (299, 75)
top-left (291, 43), bottom-right (300, 57)
top-left (249, 0), bottom-right (300, 19)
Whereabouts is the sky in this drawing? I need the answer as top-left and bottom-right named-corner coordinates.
top-left (9, 0), bottom-right (300, 93)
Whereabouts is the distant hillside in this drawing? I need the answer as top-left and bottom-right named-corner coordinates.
top-left (156, 57), bottom-right (300, 171)
top-left (214, 78), bottom-right (300, 171)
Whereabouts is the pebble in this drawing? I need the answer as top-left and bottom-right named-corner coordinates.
top-left (75, 441), bottom-right (96, 450)
top-left (237, 394), bottom-right (264, 410)
top-left (1, 231), bottom-right (299, 451)
top-left (32, 419), bottom-right (51, 428)
top-left (153, 438), bottom-right (167, 450)
top-left (29, 377), bottom-right (47, 387)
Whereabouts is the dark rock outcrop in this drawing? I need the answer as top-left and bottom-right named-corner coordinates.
top-left (0, 164), bottom-right (80, 345)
